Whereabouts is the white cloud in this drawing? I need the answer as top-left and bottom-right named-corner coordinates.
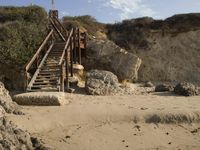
top-left (60, 11), bottom-right (69, 16)
top-left (105, 0), bottom-right (156, 19)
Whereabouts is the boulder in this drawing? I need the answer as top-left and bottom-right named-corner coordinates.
top-left (144, 81), bottom-right (154, 87)
top-left (155, 84), bottom-right (174, 92)
top-left (0, 82), bottom-right (22, 114)
top-left (85, 70), bottom-right (124, 95)
top-left (86, 39), bottom-right (142, 81)
top-left (13, 92), bottom-right (70, 106)
top-left (174, 82), bottom-right (199, 96)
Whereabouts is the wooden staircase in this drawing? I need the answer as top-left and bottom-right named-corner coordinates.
top-left (24, 10), bottom-right (86, 92)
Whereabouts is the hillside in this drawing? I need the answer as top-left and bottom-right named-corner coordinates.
top-left (67, 13), bottom-right (200, 85)
top-left (106, 14), bottom-right (200, 84)
top-left (0, 6), bottom-right (200, 89)
top-left (0, 6), bottom-right (48, 89)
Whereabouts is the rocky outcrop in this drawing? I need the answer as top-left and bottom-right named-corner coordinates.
top-left (155, 84), bottom-right (174, 92)
top-left (0, 82), bottom-right (22, 114)
top-left (0, 106), bottom-right (5, 118)
top-left (174, 82), bottom-right (199, 96)
top-left (85, 70), bottom-right (132, 95)
top-left (0, 117), bottom-right (52, 150)
top-left (86, 39), bottom-right (142, 82)
top-left (144, 81), bottom-right (154, 87)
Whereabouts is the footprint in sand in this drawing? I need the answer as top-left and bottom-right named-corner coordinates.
top-left (140, 107), bottom-right (148, 110)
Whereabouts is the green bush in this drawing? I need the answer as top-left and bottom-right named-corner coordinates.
top-left (0, 6), bottom-right (48, 66)
top-left (0, 5), bottom-right (47, 24)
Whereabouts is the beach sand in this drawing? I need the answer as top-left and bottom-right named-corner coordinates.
top-left (8, 92), bottom-right (200, 150)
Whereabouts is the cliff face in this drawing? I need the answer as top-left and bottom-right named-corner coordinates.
top-left (106, 13), bottom-right (200, 84)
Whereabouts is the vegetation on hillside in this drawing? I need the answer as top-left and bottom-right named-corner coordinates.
top-left (62, 15), bottom-right (106, 38)
top-left (0, 6), bottom-right (48, 66)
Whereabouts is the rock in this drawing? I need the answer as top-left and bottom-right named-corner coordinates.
top-left (155, 84), bottom-right (174, 92)
top-left (174, 82), bottom-right (199, 96)
top-left (86, 39), bottom-right (142, 81)
top-left (0, 106), bottom-right (5, 118)
top-left (144, 81), bottom-right (154, 87)
top-left (31, 137), bottom-right (54, 150)
top-left (85, 70), bottom-right (125, 95)
top-left (13, 92), bottom-right (70, 106)
top-left (0, 117), bottom-right (52, 150)
top-left (0, 82), bottom-right (22, 115)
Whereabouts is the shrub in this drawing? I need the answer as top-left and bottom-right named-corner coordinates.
top-left (0, 6), bottom-right (48, 66)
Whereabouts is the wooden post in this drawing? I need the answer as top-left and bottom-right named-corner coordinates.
top-left (73, 28), bottom-right (77, 63)
top-left (65, 48), bottom-right (69, 91)
top-left (77, 28), bottom-right (81, 64)
top-left (60, 63), bottom-right (65, 92)
top-left (70, 36), bottom-right (73, 77)
top-left (84, 32), bottom-right (87, 57)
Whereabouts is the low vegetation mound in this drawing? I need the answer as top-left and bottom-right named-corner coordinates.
top-left (62, 15), bottom-right (106, 38)
top-left (0, 6), bottom-right (47, 66)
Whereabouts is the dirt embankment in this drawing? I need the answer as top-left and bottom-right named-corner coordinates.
top-left (106, 13), bottom-right (200, 84)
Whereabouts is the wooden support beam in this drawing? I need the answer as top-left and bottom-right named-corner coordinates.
top-left (65, 48), bottom-right (69, 91)
top-left (77, 28), bottom-right (81, 64)
top-left (73, 28), bottom-right (77, 63)
top-left (70, 37), bottom-right (73, 77)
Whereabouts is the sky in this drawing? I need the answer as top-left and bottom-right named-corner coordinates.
top-left (0, 0), bottom-right (200, 23)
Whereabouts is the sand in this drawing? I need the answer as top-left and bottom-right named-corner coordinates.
top-left (8, 92), bottom-right (200, 150)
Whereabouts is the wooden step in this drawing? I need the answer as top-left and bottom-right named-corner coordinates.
top-left (40, 70), bottom-right (60, 73)
top-left (28, 89), bottom-right (59, 92)
top-left (38, 73), bottom-right (60, 76)
top-left (44, 62), bottom-right (59, 64)
top-left (31, 85), bottom-right (58, 88)
top-left (37, 75), bottom-right (59, 78)
top-left (43, 64), bottom-right (59, 68)
top-left (33, 82), bottom-right (57, 85)
top-left (41, 66), bottom-right (60, 69)
top-left (40, 69), bottom-right (60, 72)
top-left (35, 79), bottom-right (58, 82)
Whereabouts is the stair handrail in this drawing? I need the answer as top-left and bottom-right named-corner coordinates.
top-left (50, 15), bottom-right (68, 40)
top-left (52, 16), bottom-right (68, 36)
top-left (24, 29), bottom-right (54, 90)
top-left (58, 28), bottom-right (74, 91)
top-left (25, 29), bottom-right (54, 72)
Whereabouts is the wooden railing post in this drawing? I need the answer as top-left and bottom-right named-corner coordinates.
top-left (60, 63), bottom-right (64, 92)
top-left (73, 28), bottom-right (77, 63)
top-left (70, 36), bottom-right (73, 77)
top-left (65, 56), bottom-right (69, 91)
top-left (77, 28), bottom-right (81, 64)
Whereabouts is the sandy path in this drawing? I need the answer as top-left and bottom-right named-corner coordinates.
top-left (8, 93), bottom-right (200, 150)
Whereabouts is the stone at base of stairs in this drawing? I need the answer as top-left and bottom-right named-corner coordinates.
top-left (73, 64), bottom-right (84, 77)
top-left (13, 92), bottom-right (70, 106)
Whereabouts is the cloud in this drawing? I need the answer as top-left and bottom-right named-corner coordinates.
top-left (60, 11), bottom-right (69, 16)
top-left (105, 0), bottom-right (156, 19)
